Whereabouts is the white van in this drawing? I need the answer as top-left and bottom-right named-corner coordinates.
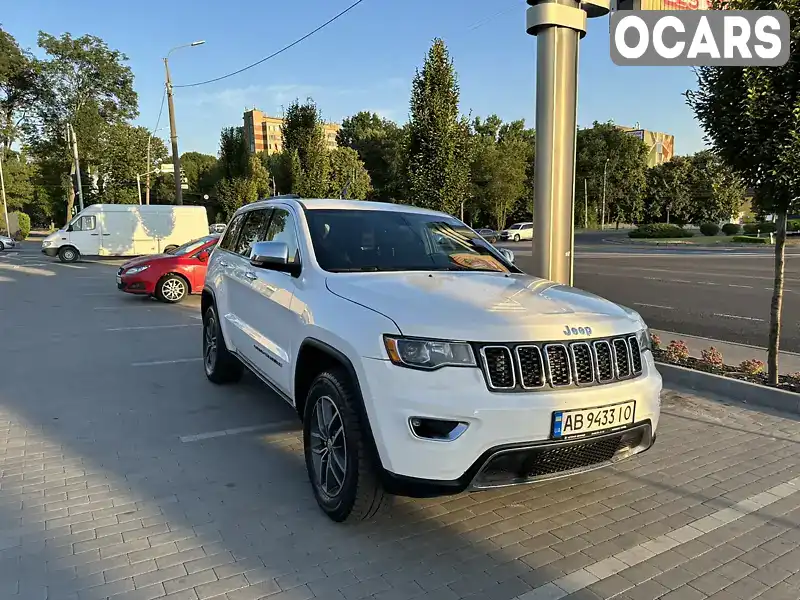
top-left (42, 204), bottom-right (209, 263)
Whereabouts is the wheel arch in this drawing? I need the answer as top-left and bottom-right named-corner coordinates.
top-left (294, 338), bottom-right (383, 468)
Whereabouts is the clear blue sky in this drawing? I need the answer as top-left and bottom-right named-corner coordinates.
top-left (4, 0), bottom-right (708, 158)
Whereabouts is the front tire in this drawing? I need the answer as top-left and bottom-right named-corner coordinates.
top-left (58, 246), bottom-right (80, 263)
top-left (202, 305), bottom-right (243, 384)
top-left (156, 275), bottom-right (188, 303)
top-left (303, 369), bottom-right (386, 523)
top-left (513, 234), bottom-right (520, 242)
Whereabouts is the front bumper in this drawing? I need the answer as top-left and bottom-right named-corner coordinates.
top-left (117, 267), bottom-right (154, 295)
top-left (358, 351), bottom-right (662, 495)
top-left (42, 247), bottom-right (58, 257)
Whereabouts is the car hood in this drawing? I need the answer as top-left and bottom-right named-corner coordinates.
top-left (325, 272), bottom-right (642, 342)
top-left (120, 254), bottom-right (172, 270)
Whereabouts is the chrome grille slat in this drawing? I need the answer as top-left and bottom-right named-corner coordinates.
top-left (480, 346), bottom-right (516, 390)
top-left (628, 336), bottom-right (643, 374)
top-left (593, 341), bottom-right (615, 382)
top-left (478, 335), bottom-right (644, 392)
top-left (570, 342), bottom-right (594, 385)
top-left (516, 346), bottom-right (546, 388)
top-left (544, 344), bottom-right (571, 387)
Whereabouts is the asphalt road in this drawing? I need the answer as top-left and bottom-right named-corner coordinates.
top-left (500, 237), bottom-right (800, 352)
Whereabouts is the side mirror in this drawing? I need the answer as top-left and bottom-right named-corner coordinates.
top-left (250, 241), bottom-right (301, 276)
top-left (499, 248), bottom-right (515, 264)
top-left (66, 225), bottom-right (74, 232)
top-left (197, 250), bottom-right (209, 262)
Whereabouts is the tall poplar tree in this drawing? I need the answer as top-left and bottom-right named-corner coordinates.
top-left (406, 39), bottom-right (471, 215)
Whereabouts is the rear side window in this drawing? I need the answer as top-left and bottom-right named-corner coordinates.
top-left (219, 214), bottom-right (245, 252)
top-left (234, 209), bottom-right (272, 257)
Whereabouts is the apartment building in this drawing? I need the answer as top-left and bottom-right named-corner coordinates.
top-left (619, 126), bottom-right (675, 167)
top-left (243, 109), bottom-right (340, 155)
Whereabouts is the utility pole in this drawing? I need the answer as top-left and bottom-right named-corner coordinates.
top-left (584, 178), bottom-right (589, 229)
top-left (67, 124), bottom-right (85, 212)
top-left (601, 157), bottom-right (609, 230)
top-left (526, 0), bottom-right (609, 286)
top-left (164, 60), bottom-right (182, 205)
top-left (137, 174), bottom-right (142, 205)
top-left (0, 151), bottom-right (10, 238)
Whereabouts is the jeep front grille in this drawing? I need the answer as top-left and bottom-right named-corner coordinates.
top-left (477, 335), bottom-right (644, 392)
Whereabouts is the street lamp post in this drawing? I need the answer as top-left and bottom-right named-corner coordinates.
top-left (601, 157), bottom-right (609, 230)
top-left (145, 126), bottom-right (167, 205)
top-left (164, 40), bottom-right (205, 206)
top-left (526, 0), bottom-right (609, 286)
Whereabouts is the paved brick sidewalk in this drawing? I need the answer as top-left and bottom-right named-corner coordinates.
top-left (0, 388), bottom-right (799, 600)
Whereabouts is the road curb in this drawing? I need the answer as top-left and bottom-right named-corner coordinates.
top-left (657, 362), bottom-right (800, 415)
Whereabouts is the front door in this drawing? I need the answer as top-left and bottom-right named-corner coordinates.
top-left (69, 214), bottom-right (101, 255)
top-left (225, 207), bottom-right (274, 367)
top-left (241, 206), bottom-right (302, 395)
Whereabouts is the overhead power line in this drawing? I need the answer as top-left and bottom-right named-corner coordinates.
top-left (174, 0), bottom-right (368, 89)
top-left (152, 89), bottom-right (166, 134)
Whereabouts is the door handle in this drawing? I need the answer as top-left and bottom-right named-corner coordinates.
top-left (219, 260), bottom-right (230, 267)
top-left (102, 233), bottom-right (111, 236)
top-left (90, 233), bottom-right (99, 236)
top-left (244, 271), bottom-right (258, 281)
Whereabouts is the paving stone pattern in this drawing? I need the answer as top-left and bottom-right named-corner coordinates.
top-left (0, 389), bottom-right (798, 600)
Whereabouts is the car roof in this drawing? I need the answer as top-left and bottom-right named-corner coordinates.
top-left (241, 197), bottom-right (451, 218)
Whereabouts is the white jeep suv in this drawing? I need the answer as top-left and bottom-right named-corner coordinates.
top-left (201, 198), bottom-right (661, 522)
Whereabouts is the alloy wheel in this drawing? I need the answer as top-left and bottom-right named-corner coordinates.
top-left (204, 314), bottom-right (218, 374)
top-left (309, 395), bottom-right (347, 498)
top-left (162, 278), bottom-right (186, 301)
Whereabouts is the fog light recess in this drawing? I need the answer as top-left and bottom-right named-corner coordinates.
top-left (409, 417), bottom-right (468, 441)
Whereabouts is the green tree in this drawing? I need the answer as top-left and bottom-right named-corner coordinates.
top-left (0, 27), bottom-right (40, 152)
top-left (212, 127), bottom-right (269, 218)
top-left (642, 156), bottom-right (693, 224)
top-left (0, 150), bottom-right (35, 211)
top-left (181, 151), bottom-right (219, 195)
top-left (337, 111), bottom-right (406, 201)
top-left (406, 39), bottom-right (471, 215)
top-left (94, 123), bottom-right (168, 204)
top-left (686, 0), bottom-right (800, 384)
top-left (217, 127), bottom-right (249, 180)
top-left (328, 146), bottom-right (371, 199)
top-left (468, 116), bottom-right (530, 229)
top-left (576, 122), bottom-right (648, 228)
top-left (30, 31), bottom-right (138, 223)
top-left (686, 150), bottom-right (746, 224)
top-left (281, 98), bottom-right (330, 197)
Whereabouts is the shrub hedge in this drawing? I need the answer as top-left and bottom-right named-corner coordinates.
top-left (743, 222), bottom-right (776, 235)
top-left (16, 213), bottom-right (31, 240)
top-left (628, 223), bottom-right (694, 239)
top-left (721, 223), bottom-right (741, 235)
top-left (699, 222), bottom-right (720, 236)
top-left (732, 235), bottom-right (769, 244)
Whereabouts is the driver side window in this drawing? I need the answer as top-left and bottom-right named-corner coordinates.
top-left (71, 216), bottom-right (96, 232)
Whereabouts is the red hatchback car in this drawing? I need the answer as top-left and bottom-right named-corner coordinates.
top-left (116, 234), bottom-right (219, 303)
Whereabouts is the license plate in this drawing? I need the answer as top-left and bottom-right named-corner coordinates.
top-left (116, 275), bottom-right (121, 285)
top-left (552, 401), bottom-right (635, 439)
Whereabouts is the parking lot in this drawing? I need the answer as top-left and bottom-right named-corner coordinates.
top-left (2, 243), bottom-right (800, 600)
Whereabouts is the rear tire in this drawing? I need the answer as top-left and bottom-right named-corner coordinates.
top-left (202, 305), bottom-right (243, 384)
top-left (303, 368), bottom-right (386, 523)
top-left (156, 275), bottom-right (188, 303)
top-left (58, 246), bottom-right (80, 263)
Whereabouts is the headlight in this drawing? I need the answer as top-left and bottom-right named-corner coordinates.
top-left (637, 328), bottom-right (652, 352)
top-left (42, 241), bottom-right (53, 247)
top-left (125, 265), bottom-right (150, 275)
top-left (383, 336), bottom-right (477, 370)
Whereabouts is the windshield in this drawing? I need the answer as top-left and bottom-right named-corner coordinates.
top-left (306, 209), bottom-right (510, 273)
top-left (172, 235), bottom-right (218, 256)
